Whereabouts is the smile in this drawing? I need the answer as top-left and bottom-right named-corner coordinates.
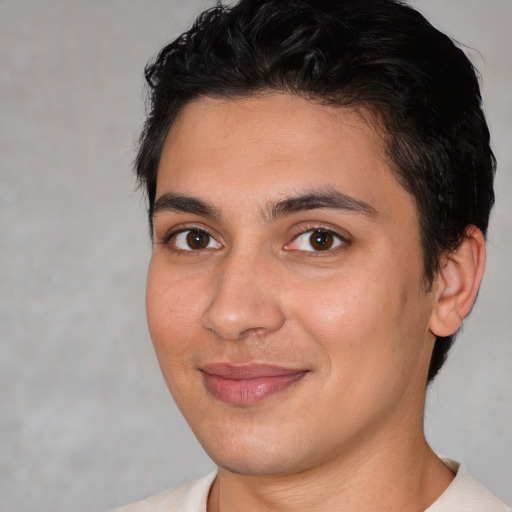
top-left (200, 364), bottom-right (309, 405)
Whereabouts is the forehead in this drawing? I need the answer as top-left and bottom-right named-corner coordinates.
top-left (156, 93), bottom-right (412, 222)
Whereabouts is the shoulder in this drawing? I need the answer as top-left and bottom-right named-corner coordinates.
top-left (426, 459), bottom-right (510, 512)
top-left (111, 472), bottom-right (217, 512)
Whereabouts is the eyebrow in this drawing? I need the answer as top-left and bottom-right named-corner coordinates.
top-left (267, 189), bottom-right (378, 220)
top-left (153, 192), bottom-right (222, 220)
top-left (152, 188), bottom-right (378, 222)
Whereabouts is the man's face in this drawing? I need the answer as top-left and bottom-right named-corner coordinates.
top-left (146, 94), bottom-right (438, 476)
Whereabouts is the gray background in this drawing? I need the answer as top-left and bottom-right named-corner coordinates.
top-left (0, 0), bottom-right (510, 510)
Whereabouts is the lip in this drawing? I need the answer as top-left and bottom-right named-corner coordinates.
top-left (200, 363), bottom-right (309, 405)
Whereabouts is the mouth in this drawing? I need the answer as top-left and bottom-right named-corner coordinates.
top-left (200, 363), bottom-right (309, 406)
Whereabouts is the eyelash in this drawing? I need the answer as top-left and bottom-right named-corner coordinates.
top-left (160, 225), bottom-right (219, 252)
top-left (159, 224), bottom-right (349, 254)
top-left (285, 227), bottom-right (349, 253)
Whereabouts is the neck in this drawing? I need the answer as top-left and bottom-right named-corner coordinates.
top-left (207, 416), bottom-right (454, 512)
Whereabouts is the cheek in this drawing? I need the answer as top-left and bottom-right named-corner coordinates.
top-left (145, 266), bottom-right (209, 411)
top-left (291, 267), bottom-right (427, 372)
top-left (145, 263), bottom-right (205, 361)
top-left (294, 276), bottom-right (387, 338)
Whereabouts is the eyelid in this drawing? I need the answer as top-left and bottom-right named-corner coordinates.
top-left (158, 224), bottom-right (222, 250)
top-left (176, 230), bottom-right (222, 251)
top-left (284, 225), bottom-right (350, 252)
top-left (156, 221), bottom-right (350, 254)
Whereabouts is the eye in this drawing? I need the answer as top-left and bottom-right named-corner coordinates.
top-left (286, 229), bottom-right (346, 252)
top-left (172, 229), bottom-right (222, 251)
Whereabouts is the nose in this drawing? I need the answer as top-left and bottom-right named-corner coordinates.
top-left (201, 251), bottom-right (286, 341)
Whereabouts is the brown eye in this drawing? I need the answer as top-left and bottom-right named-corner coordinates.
top-left (170, 229), bottom-right (222, 251)
top-left (309, 231), bottom-right (334, 250)
top-left (186, 230), bottom-right (211, 249)
top-left (285, 229), bottom-right (345, 252)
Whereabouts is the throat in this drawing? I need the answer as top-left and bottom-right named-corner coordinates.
top-left (207, 444), bottom-right (455, 512)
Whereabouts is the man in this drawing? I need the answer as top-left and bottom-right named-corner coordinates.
top-left (116, 0), bottom-right (509, 510)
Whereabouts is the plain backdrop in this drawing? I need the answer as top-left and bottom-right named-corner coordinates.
top-left (1, 1), bottom-right (510, 510)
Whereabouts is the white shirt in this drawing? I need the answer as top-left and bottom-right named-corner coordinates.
top-left (113, 459), bottom-right (510, 512)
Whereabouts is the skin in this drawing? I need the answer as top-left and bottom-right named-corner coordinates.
top-left (146, 93), bottom-right (485, 511)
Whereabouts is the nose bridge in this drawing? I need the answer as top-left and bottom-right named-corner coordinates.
top-left (201, 246), bottom-right (285, 340)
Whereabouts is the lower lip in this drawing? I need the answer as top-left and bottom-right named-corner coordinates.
top-left (201, 371), bottom-right (308, 406)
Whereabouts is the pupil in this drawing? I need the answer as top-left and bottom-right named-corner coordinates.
top-left (187, 230), bottom-right (209, 249)
top-left (310, 231), bottom-right (333, 250)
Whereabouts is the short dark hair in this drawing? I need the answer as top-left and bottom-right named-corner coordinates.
top-left (136, 0), bottom-right (496, 382)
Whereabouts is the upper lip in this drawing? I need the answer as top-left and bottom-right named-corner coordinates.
top-left (200, 363), bottom-right (308, 380)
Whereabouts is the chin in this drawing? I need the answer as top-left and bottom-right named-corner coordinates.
top-left (197, 427), bottom-right (314, 477)
top-left (213, 455), bottom-right (300, 477)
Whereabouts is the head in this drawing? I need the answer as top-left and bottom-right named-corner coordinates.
top-left (138, 0), bottom-right (495, 478)
top-left (136, 0), bottom-right (495, 384)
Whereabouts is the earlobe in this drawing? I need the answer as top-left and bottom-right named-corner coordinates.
top-left (429, 226), bottom-right (486, 337)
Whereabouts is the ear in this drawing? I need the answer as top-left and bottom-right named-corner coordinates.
top-left (429, 226), bottom-right (486, 337)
